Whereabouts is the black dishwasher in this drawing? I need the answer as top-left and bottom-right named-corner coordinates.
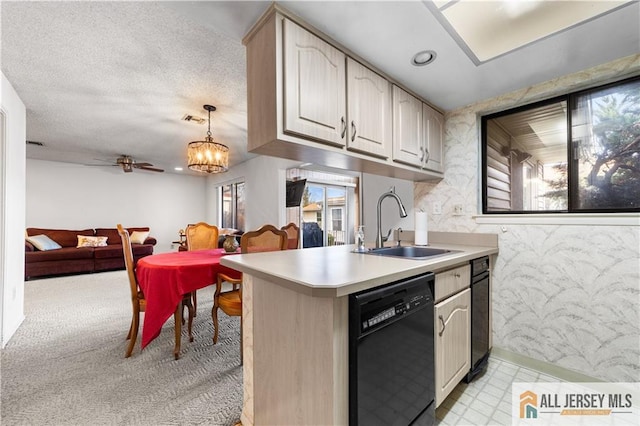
top-left (349, 273), bottom-right (435, 426)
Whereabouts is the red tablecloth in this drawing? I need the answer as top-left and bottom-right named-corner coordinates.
top-left (135, 249), bottom-right (241, 349)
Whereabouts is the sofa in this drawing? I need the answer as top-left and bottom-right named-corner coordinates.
top-left (25, 227), bottom-right (156, 280)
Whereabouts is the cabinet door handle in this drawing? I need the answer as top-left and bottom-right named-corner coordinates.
top-left (454, 272), bottom-right (461, 278)
top-left (351, 121), bottom-right (356, 142)
top-left (438, 315), bottom-right (446, 336)
top-left (419, 146), bottom-right (425, 162)
top-left (424, 148), bottom-right (430, 164)
top-left (340, 117), bottom-right (346, 139)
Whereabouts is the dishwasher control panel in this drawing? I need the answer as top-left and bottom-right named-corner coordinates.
top-left (360, 291), bottom-right (431, 332)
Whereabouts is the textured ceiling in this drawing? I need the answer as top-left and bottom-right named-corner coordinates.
top-left (1, 1), bottom-right (638, 176)
top-left (2, 1), bottom-right (267, 174)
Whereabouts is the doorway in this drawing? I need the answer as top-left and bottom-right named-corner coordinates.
top-left (286, 168), bottom-right (358, 248)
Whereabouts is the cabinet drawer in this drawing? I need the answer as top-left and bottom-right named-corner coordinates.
top-left (434, 264), bottom-right (470, 302)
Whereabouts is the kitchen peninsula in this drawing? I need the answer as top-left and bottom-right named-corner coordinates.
top-left (221, 231), bottom-right (498, 425)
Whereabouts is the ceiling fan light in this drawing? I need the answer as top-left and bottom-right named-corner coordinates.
top-left (186, 104), bottom-right (229, 174)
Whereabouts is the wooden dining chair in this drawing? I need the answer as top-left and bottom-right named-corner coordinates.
top-left (281, 222), bottom-right (300, 249)
top-left (118, 224), bottom-right (194, 358)
top-left (186, 222), bottom-right (219, 250)
top-left (185, 222), bottom-right (219, 315)
top-left (214, 224), bottom-right (288, 362)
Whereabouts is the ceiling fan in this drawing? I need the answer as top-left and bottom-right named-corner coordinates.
top-left (92, 155), bottom-right (164, 173)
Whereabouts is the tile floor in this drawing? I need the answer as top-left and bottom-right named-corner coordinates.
top-left (436, 357), bottom-right (562, 425)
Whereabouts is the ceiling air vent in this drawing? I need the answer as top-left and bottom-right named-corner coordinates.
top-left (26, 140), bottom-right (44, 146)
top-left (181, 114), bottom-right (206, 124)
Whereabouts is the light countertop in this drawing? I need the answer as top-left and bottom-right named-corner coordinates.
top-left (221, 232), bottom-right (498, 297)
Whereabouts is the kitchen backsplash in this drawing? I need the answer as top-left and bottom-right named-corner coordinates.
top-left (415, 54), bottom-right (640, 383)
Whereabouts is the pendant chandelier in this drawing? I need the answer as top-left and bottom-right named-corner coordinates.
top-left (187, 104), bottom-right (229, 173)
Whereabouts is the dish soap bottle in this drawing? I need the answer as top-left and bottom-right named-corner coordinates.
top-left (355, 226), bottom-right (366, 252)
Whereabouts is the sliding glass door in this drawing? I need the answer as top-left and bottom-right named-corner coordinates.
top-left (302, 183), bottom-right (354, 248)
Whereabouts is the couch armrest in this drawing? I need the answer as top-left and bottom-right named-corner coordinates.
top-left (144, 237), bottom-right (157, 246)
top-left (25, 240), bottom-right (35, 252)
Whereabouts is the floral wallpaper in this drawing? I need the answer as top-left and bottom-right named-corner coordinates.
top-left (415, 55), bottom-right (640, 382)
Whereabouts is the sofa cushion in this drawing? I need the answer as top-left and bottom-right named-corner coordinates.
top-left (26, 234), bottom-right (62, 251)
top-left (93, 245), bottom-right (123, 259)
top-left (26, 247), bottom-right (94, 262)
top-left (27, 228), bottom-right (94, 248)
top-left (76, 235), bottom-right (108, 248)
top-left (94, 228), bottom-right (120, 245)
top-left (95, 227), bottom-right (150, 245)
top-left (132, 244), bottom-right (154, 257)
top-left (93, 244), bottom-right (154, 259)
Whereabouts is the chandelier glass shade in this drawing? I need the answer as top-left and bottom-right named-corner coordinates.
top-left (187, 105), bottom-right (229, 173)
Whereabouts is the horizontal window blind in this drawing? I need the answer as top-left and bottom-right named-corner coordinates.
top-left (486, 125), bottom-right (511, 211)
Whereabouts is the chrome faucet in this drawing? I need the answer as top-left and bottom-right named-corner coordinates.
top-left (376, 187), bottom-right (408, 249)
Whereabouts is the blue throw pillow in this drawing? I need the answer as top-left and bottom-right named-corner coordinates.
top-left (26, 234), bottom-right (62, 251)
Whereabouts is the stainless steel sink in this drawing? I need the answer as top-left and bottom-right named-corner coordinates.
top-left (365, 246), bottom-right (459, 259)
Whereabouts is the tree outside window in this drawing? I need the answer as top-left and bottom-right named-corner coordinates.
top-left (573, 79), bottom-right (640, 210)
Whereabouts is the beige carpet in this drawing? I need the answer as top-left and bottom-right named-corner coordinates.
top-left (1, 270), bottom-right (242, 425)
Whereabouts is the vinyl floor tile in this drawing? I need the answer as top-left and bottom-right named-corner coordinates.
top-left (435, 356), bottom-right (564, 425)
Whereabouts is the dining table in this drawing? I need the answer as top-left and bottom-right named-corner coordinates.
top-left (135, 248), bottom-right (242, 359)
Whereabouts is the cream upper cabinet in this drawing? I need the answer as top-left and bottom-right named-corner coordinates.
top-left (244, 8), bottom-right (444, 182)
top-left (423, 103), bottom-right (444, 173)
top-left (346, 58), bottom-right (392, 159)
top-left (434, 287), bottom-right (471, 407)
top-left (392, 85), bottom-right (423, 167)
top-left (283, 19), bottom-right (346, 147)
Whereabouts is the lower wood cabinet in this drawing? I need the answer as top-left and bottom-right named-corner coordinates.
top-left (434, 287), bottom-right (471, 407)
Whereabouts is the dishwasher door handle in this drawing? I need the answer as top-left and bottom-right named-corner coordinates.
top-left (438, 315), bottom-right (446, 336)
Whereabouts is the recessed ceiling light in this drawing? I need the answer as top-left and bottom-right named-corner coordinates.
top-left (411, 50), bottom-right (437, 66)
top-left (174, 167), bottom-right (183, 171)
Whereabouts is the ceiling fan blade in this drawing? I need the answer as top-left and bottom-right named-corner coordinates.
top-left (133, 162), bottom-right (153, 167)
top-left (139, 166), bottom-right (164, 173)
top-left (84, 162), bottom-right (118, 167)
top-left (92, 158), bottom-right (117, 163)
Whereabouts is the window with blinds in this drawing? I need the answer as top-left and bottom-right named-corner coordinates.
top-left (481, 75), bottom-right (639, 213)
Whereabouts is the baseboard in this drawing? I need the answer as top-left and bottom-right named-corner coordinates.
top-left (491, 346), bottom-right (604, 383)
top-left (2, 313), bottom-right (25, 348)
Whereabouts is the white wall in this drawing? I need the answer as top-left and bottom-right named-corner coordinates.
top-left (1, 72), bottom-right (26, 347)
top-left (414, 55), bottom-right (640, 382)
top-left (207, 155), bottom-right (300, 231)
top-left (361, 173), bottom-right (414, 245)
top-left (26, 159), bottom-right (209, 253)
